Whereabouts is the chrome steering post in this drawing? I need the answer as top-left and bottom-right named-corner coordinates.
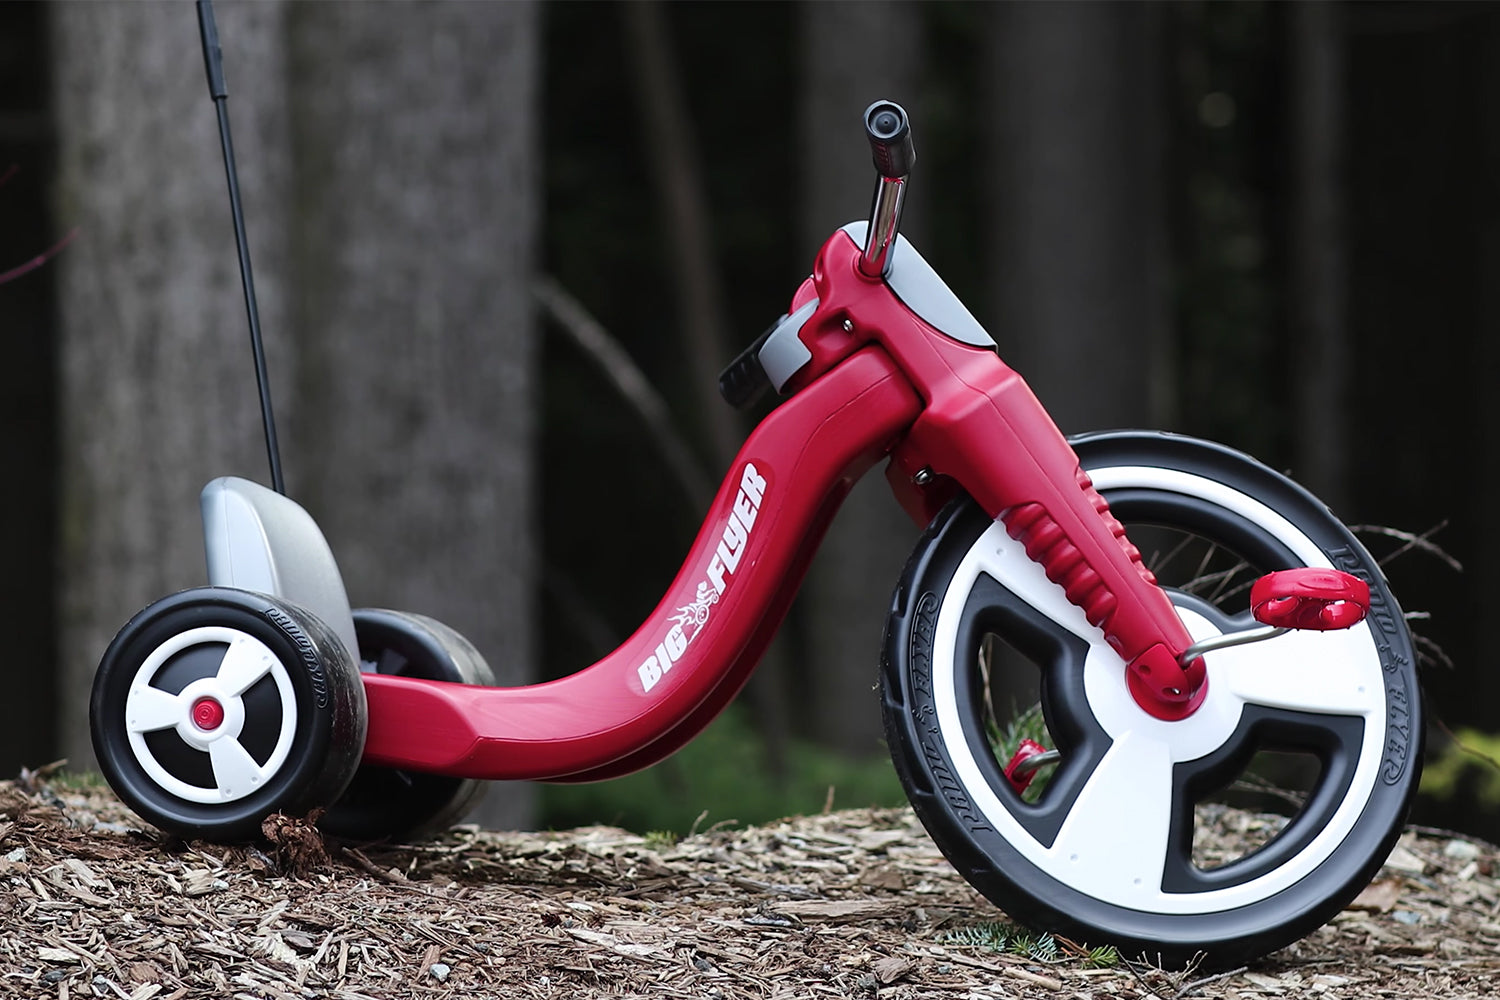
top-left (859, 100), bottom-right (915, 279)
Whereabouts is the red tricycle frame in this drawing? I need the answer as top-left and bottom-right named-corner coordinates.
top-left (360, 226), bottom-right (1207, 781)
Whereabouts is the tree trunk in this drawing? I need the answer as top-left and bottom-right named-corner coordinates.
top-left (983, 2), bottom-right (1169, 710)
top-left (1469, 10), bottom-right (1500, 751)
top-left (985, 1), bottom-right (1169, 434)
top-left (285, 1), bottom-right (540, 830)
top-left (796, 0), bottom-right (926, 756)
top-left (0, 1), bottom-right (60, 774)
top-left (622, 2), bottom-right (801, 776)
top-left (1288, 1), bottom-right (1349, 513)
top-left (52, 0), bottom-right (295, 771)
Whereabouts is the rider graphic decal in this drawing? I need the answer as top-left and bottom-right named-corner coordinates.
top-left (637, 463), bottom-right (767, 693)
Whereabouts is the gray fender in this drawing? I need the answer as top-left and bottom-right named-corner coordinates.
top-left (200, 476), bottom-right (359, 662)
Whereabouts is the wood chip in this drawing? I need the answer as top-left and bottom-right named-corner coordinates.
top-left (1348, 878), bottom-right (1403, 913)
top-left (1383, 845), bottom-right (1428, 876)
top-left (774, 898), bottom-right (903, 923)
top-left (871, 955), bottom-right (914, 983)
top-left (1005, 965), bottom-right (1063, 990)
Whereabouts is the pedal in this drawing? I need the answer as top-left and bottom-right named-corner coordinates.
top-left (1251, 568), bottom-right (1370, 630)
top-left (1178, 567), bottom-right (1371, 664)
top-left (1003, 739), bottom-right (1060, 794)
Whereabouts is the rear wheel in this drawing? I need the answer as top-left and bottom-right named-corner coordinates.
top-left (90, 588), bottom-right (368, 842)
top-left (881, 431), bottom-right (1421, 964)
top-left (319, 609), bottom-right (493, 841)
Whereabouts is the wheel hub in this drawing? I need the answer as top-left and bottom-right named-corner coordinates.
top-left (191, 696), bottom-right (225, 731)
top-left (123, 626), bottom-right (297, 804)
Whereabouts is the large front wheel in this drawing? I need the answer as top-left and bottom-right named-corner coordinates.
top-left (881, 431), bottom-right (1421, 965)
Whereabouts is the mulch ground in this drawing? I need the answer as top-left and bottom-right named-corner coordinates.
top-left (1, 777), bottom-right (1497, 999)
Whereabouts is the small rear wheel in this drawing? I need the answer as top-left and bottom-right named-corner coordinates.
top-left (881, 432), bottom-right (1421, 965)
top-left (318, 609), bottom-right (494, 841)
top-left (90, 588), bottom-right (368, 842)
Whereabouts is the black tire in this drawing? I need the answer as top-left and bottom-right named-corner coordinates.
top-left (881, 431), bottom-right (1422, 965)
top-left (90, 587), bottom-right (369, 842)
top-left (318, 609), bottom-right (493, 841)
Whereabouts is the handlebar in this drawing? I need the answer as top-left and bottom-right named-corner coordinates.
top-left (866, 101), bottom-right (915, 178)
top-left (859, 100), bottom-right (915, 279)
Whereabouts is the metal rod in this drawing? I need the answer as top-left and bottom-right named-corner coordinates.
top-left (859, 175), bottom-right (908, 278)
top-left (1179, 625), bottom-right (1289, 665)
top-left (1009, 747), bottom-right (1061, 779)
top-left (197, 0), bottom-right (286, 495)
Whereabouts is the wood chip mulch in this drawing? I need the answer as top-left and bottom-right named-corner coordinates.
top-left (1, 778), bottom-right (1497, 999)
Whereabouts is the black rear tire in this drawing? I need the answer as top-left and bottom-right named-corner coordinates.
top-left (90, 588), bottom-right (368, 842)
top-left (881, 431), bottom-right (1421, 965)
top-left (319, 609), bottom-right (494, 841)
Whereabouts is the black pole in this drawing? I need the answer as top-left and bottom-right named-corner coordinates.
top-left (196, 0), bottom-right (286, 495)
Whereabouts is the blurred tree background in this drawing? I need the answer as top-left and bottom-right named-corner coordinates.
top-left (0, 1), bottom-right (1497, 838)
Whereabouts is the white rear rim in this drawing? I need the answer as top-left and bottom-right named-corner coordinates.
top-left (124, 626), bottom-right (298, 804)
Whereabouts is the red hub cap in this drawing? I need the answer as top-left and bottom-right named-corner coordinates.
top-left (191, 697), bottom-right (225, 732)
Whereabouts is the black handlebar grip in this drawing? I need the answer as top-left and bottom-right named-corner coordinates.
top-left (864, 100), bottom-right (915, 178)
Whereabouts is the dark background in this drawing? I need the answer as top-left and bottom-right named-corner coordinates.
top-left (1, 1), bottom-right (1497, 837)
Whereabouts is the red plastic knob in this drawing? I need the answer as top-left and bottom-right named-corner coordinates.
top-left (191, 697), bottom-right (225, 731)
top-left (1250, 568), bottom-right (1370, 631)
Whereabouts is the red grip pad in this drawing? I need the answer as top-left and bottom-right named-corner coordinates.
top-left (1251, 568), bottom-right (1370, 631)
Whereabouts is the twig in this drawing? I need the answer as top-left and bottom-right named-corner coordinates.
top-left (931, 949), bottom-right (1030, 973)
top-left (533, 277), bottom-right (714, 511)
top-left (1403, 824), bottom-right (1500, 853)
top-left (16, 758), bottom-right (69, 792)
top-left (1411, 632), bottom-right (1454, 671)
top-left (1227, 772), bottom-right (1307, 810)
top-left (0, 227), bottom-right (79, 285)
top-left (1433, 715), bottom-right (1500, 776)
top-left (1350, 522), bottom-right (1463, 573)
top-left (1123, 951), bottom-right (1205, 996)
top-left (338, 846), bottom-right (406, 884)
top-left (540, 563), bottom-right (622, 658)
top-left (1005, 966), bottom-right (1063, 990)
top-left (1175, 965), bottom-right (1248, 999)
top-left (1121, 954), bottom-right (1162, 995)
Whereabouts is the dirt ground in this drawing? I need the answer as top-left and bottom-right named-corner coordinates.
top-left (1, 776), bottom-right (1496, 1000)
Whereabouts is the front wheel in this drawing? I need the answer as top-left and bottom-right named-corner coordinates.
top-left (881, 431), bottom-right (1421, 965)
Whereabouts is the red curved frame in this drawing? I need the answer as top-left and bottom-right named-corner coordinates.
top-left (360, 229), bottom-right (1202, 781)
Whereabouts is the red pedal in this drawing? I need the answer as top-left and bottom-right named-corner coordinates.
top-left (1003, 739), bottom-right (1053, 794)
top-left (1251, 568), bottom-right (1369, 631)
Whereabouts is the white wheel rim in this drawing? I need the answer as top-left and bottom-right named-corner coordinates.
top-left (931, 465), bottom-right (1387, 914)
top-left (124, 626), bottom-right (298, 805)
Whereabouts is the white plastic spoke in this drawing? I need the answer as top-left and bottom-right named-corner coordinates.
top-left (214, 637), bottom-right (277, 696)
top-left (1049, 729), bottom-right (1175, 898)
top-left (208, 738), bottom-right (263, 798)
top-left (1215, 629), bottom-right (1378, 717)
top-left (126, 686), bottom-right (184, 733)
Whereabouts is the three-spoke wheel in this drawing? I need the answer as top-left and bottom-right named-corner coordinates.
top-left (90, 588), bottom-right (368, 841)
top-left (882, 431), bottom-right (1421, 964)
top-left (319, 609), bottom-right (494, 841)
